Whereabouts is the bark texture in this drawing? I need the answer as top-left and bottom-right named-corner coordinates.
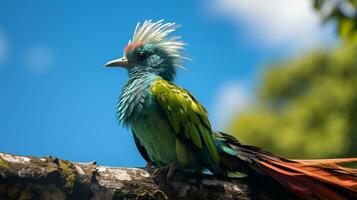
top-left (0, 152), bottom-right (297, 200)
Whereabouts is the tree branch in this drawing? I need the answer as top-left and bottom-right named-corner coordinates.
top-left (0, 152), bottom-right (296, 200)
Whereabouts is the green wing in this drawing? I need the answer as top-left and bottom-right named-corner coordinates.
top-left (151, 79), bottom-right (221, 169)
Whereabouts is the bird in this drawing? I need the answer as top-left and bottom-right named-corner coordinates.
top-left (106, 20), bottom-right (357, 200)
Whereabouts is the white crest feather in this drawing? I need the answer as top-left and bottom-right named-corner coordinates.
top-left (129, 19), bottom-right (187, 67)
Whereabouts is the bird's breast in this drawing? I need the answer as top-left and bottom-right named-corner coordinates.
top-left (117, 75), bottom-right (159, 125)
top-left (131, 113), bottom-right (177, 166)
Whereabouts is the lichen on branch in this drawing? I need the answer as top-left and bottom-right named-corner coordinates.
top-left (0, 152), bottom-right (296, 200)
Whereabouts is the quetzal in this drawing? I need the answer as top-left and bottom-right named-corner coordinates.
top-left (106, 20), bottom-right (357, 199)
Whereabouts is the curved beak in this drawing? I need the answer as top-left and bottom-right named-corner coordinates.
top-left (105, 57), bottom-right (130, 68)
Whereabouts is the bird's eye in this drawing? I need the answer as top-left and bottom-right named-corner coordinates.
top-left (137, 52), bottom-right (146, 61)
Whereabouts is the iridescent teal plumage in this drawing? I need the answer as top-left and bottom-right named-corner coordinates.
top-left (117, 71), bottom-right (158, 125)
top-left (110, 20), bottom-right (225, 176)
top-left (107, 20), bottom-right (357, 199)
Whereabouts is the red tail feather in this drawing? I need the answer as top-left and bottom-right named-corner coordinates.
top-left (258, 157), bottom-right (357, 199)
top-left (215, 132), bottom-right (357, 200)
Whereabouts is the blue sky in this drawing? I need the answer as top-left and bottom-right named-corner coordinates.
top-left (0, 0), bottom-right (335, 167)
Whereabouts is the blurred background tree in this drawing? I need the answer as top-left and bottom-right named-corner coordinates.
top-left (228, 0), bottom-right (357, 159)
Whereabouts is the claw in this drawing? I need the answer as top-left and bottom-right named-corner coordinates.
top-left (166, 161), bottom-right (177, 182)
top-left (152, 166), bottom-right (168, 176)
top-left (150, 161), bottom-right (178, 182)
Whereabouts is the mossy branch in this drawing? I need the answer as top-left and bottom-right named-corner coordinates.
top-left (0, 152), bottom-right (296, 200)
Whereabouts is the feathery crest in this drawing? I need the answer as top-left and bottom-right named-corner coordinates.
top-left (127, 20), bottom-right (187, 67)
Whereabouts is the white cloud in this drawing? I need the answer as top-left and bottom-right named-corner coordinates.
top-left (25, 46), bottom-right (54, 73)
top-left (0, 29), bottom-right (8, 66)
top-left (210, 0), bottom-right (335, 51)
top-left (210, 81), bottom-right (251, 130)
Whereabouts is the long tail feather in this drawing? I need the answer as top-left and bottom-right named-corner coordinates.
top-left (215, 132), bottom-right (357, 200)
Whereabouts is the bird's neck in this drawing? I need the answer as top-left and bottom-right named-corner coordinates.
top-left (125, 70), bottom-right (160, 89)
top-left (128, 63), bottom-right (176, 82)
top-left (127, 66), bottom-right (152, 80)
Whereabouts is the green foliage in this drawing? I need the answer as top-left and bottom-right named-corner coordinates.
top-left (314, 0), bottom-right (357, 38)
top-left (229, 0), bottom-right (357, 159)
top-left (229, 37), bottom-right (357, 159)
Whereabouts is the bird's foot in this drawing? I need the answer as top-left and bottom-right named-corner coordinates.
top-left (151, 161), bottom-right (178, 182)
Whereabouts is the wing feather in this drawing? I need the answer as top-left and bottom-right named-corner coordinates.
top-left (151, 79), bottom-right (220, 165)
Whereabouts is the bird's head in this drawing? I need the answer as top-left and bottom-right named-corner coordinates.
top-left (106, 20), bottom-right (186, 81)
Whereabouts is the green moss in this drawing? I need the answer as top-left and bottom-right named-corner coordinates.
top-left (0, 158), bottom-right (9, 170)
top-left (58, 160), bottom-right (76, 192)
